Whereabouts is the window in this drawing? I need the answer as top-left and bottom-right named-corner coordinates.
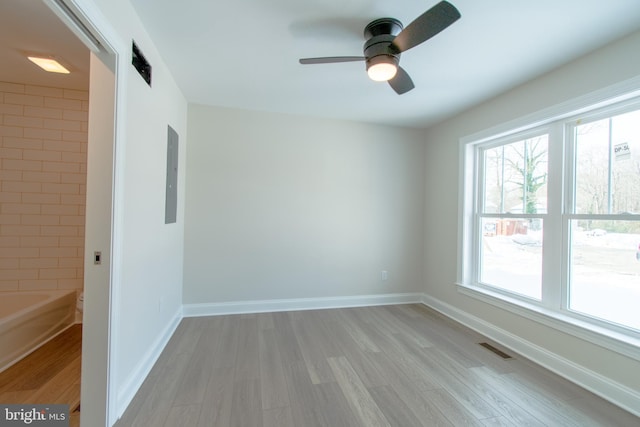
top-left (460, 93), bottom-right (640, 349)
top-left (478, 134), bottom-right (548, 300)
top-left (567, 107), bottom-right (640, 331)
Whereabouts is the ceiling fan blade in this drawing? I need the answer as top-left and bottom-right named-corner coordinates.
top-left (390, 1), bottom-right (460, 54)
top-left (299, 56), bottom-right (365, 64)
top-left (388, 66), bottom-right (414, 95)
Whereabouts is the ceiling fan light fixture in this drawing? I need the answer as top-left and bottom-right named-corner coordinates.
top-left (298, 1), bottom-right (461, 94)
top-left (366, 56), bottom-right (397, 82)
top-left (27, 56), bottom-right (70, 74)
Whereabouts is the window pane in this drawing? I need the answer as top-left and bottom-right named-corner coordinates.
top-left (479, 217), bottom-right (542, 299)
top-left (569, 220), bottom-right (640, 330)
top-left (483, 136), bottom-right (548, 214)
top-left (574, 109), bottom-right (640, 215)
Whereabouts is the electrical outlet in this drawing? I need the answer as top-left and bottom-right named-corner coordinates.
top-left (381, 270), bottom-right (388, 281)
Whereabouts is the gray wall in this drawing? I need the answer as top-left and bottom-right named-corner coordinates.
top-left (184, 105), bottom-right (425, 304)
top-left (422, 30), bottom-right (640, 401)
top-left (88, 0), bottom-right (189, 419)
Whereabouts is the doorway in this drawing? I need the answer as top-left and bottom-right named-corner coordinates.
top-left (0, 0), bottom-right (119, 425)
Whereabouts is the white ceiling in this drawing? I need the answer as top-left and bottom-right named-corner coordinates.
top-left (128, 0), bottom-right (640, 128)
top-left (0, 0), bottom-right (89, 90)
top-left (2, 1), bottom-right (639, 129)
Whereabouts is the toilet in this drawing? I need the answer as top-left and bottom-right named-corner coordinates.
top-left (76, 292), bottom-right (84, 322)
top-left (77, 292), bottom-right (84, 312)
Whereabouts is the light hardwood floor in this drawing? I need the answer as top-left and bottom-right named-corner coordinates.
top-left (0, 324), bottom-right (81, 427)
top-left (115, 305), bottom-right (639, 427)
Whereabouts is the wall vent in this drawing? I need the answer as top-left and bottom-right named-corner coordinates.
top-left (479, 342), bottom-right (513, 359)
top-left (132, 41), bottom-right (151, 86)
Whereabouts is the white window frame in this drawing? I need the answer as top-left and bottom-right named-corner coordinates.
top-left (457, 77), bottom-right (640, 361)
top-left (474, 127), bottom-right (552, 302)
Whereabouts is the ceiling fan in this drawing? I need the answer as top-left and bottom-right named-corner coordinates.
top-left (299, 1), bottom-right (461, 95)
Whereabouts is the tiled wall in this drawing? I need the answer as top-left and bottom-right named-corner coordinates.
top-left (0, 81), bottom-right (88, 293)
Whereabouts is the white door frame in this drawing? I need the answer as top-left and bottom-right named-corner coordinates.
top-left (42, 1), bottom-right (127, 425)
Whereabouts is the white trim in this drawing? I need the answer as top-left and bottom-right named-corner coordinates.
top-left (183, 292), bottom-right (423, 317)
top-left (105, 31), bottom-right (128, 427)
top-left (115, 307), bottom-right (182, 419)
top-left (59, 0), bottom-right (129, 426)
top-left (457, 139), bottom-right (476, 285)
top-left (421, 293), bottom-right (640, 418)
top-left (43, 0), bottom-right (102, 52)
top-left (456, 284), bottom-right (640, 360)
top-left (459, 75), bottom-right (640, 147)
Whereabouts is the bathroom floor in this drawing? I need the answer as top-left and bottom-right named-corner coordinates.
top-left (0, 324), bottom-right (82, 427)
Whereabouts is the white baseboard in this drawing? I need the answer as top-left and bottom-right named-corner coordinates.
top-left (115, 307), bottom-right (183, 419)
top-left (421, 293), bottom-right (640, 418)
top-left (183, 292), bottom-right (423, 317)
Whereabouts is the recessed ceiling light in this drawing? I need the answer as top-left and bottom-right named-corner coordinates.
top-left (27, 56), bottom-right (70, 74)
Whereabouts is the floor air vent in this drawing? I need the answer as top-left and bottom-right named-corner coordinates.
top-left (479, 342), bottom-right (513, 359)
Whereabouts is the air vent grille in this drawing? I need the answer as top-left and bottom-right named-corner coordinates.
top-left (132, 41), bottom-right (151, 86)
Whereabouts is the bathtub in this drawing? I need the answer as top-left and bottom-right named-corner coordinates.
top-left (0, 290), bottom-right (76, 373)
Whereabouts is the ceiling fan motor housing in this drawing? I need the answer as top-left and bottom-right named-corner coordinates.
top-left (363, 18), bottom-right (403, 72)
top-left (364, 18), bottom-right (403, 38)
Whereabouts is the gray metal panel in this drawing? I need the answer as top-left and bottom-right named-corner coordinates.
top-left (165, 125), bottom-right (178, 224)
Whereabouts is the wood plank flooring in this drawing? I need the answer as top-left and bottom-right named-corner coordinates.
top-left (115, 305), bottom-right (640, 427)
top-left (0, 324), bottom-right (81, 427)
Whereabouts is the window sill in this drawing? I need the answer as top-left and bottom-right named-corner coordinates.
top-left (456, 282), bottom-right (640, 362)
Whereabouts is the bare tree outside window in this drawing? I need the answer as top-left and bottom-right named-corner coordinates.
top-left (484, 136), bottom-right (548, 215)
